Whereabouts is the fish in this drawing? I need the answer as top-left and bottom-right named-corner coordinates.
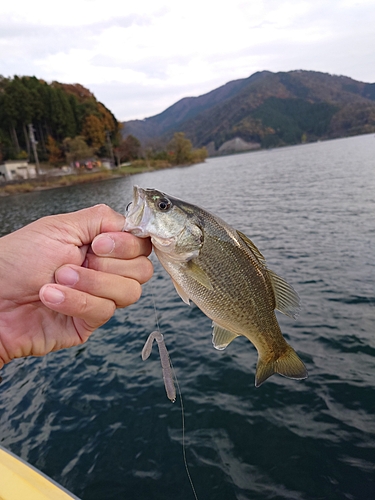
top-left (124, 186), bottom-right (307, 387)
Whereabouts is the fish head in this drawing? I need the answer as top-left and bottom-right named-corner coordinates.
top-left (124, 186), bottom-right (203, 260)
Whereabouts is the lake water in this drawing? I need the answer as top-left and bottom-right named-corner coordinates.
top-left (0, 134), bottom-right (374, 500)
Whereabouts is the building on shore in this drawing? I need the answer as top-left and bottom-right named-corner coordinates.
top-left (0, 160), bottom-right (37, 182)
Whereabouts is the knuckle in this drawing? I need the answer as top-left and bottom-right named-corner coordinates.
top-left (123, 280), bottom-right (142, 307)
top-left (107, 300), bottom-right (117, 319)
top-left (93, 203), bottom-right (112, 216)
top-left (132, 281), bottom-right (143, 303)
top-left (122, 232), bottom-right (150, 258)
top-left (127, 233), bottom-right (140, 258)
top-left (85, 254), bottom-right (101, 271)
top-left (138, 257), bottom-right (154, 283)
top-left (83, 299), bottom-right (117, 330)
top-left (76, 293), bottom-right (89, 315)
top-left (143, 238), bottom-right (153, 256)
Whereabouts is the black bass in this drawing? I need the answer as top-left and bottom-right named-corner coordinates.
top-left (124, 186), bottom-right (307, 387)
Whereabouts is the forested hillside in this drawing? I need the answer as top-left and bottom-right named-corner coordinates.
top-left (0, 76), bottom-right (120, 163)
top-left (123, 70), bottom-right (375, 151)
top-left (3, 71), bottom-right (374, 164)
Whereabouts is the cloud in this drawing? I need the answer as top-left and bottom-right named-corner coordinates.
top-left (0, 0), bottom-right (374, 121)
top-left (89, 79), bottom-right (206, 121)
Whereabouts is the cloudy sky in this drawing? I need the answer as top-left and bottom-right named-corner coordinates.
top-left (1, 0), bottom-right (374, 122)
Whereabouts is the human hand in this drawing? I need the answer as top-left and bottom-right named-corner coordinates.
top-left (0, 204), bottom-right (153, 368)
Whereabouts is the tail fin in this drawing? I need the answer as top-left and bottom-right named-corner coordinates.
top-left (255, 345), bottom-right (308, 387)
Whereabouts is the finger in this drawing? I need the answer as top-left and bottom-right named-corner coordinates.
top-left (55, 265), bottom-right (143, 308)
top-left (84, 254), bottom-right (153, 284)
top-left (39, 284), bottom-right (117, 331)
top-left (91, 232), bottom-right (152, 259)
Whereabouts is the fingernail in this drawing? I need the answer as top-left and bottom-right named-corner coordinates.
top-left (42, 286), bottom-right (65, 305)
top-left (92, 235), bottom-right (115, 256)
top-left (56, 267), bottom-right (79, 286)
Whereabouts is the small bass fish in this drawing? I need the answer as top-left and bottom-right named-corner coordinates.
top-left (124, 186), bottom-right (307, 387)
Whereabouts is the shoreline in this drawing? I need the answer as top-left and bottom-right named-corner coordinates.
top-left (0, 162), bottom-right (176, 197)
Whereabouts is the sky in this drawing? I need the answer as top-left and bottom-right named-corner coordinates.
top-left (1, 0), bottom-right (375, 122)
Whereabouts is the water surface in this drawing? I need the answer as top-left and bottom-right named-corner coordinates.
top-left (0, 134), bottom-right (374, 500)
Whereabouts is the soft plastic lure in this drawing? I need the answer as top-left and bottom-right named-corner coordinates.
top-left (142, 330), bottom-right (176, 402)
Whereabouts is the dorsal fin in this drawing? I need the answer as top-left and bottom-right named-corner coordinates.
top-left (236, 230), bottom-right (267, 266)
top-left (237, 230), bottom-right (300, 318)
top-left (267, 269), bottom-right (300, 318)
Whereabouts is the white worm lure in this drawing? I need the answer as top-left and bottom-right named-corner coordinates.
top-left (142, 331), bottom-right (176, 403)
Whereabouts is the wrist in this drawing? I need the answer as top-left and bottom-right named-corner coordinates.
top-left (0, 304), bottom-right (12, 368)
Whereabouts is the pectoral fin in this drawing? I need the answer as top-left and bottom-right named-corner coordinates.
top-left (185, 261), bottom-right (213, 290)
top-left (212, 323), bottom-right (239, 350)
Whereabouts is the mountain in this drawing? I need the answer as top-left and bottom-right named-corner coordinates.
top-left (122, 70), bottom-right (375, 153)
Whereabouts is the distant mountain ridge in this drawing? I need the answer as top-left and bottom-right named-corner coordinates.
top-left (122, 70), bottom-right (375, 152)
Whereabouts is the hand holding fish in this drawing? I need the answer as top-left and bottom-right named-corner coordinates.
top-left (0, 204), bottom-right (153, 369)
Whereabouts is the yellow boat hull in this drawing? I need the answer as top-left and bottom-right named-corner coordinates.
top-left (0, 445), bottom-right (80, 499)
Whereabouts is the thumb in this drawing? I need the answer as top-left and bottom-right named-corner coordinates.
top-left (43, 204), bottom-right (126, 246)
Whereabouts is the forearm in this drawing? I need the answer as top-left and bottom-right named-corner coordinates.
top-left (0, 340), bottom-right (7, 368)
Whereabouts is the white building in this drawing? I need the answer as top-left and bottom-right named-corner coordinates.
top-left (0, 160), bottom-right (37, 182)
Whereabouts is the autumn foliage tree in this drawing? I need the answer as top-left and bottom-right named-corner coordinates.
top-left (82, 115), bottom-right (106, 150)
top-left (0, 75), bottom-right (120, 162)
top-left (46, 135), bottom-right (63, 166)
top-left (115, 135), bottom-right (141, 163)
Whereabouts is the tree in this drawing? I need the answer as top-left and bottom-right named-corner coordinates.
top-left (115, 135), bottom-right (141, 163)
top-left (167, 132), bottom-right (193, 165)
top-left (0, 75), bottom-right (120, 162)
top-left (190, 147), bottom-right (208, 163)
top-left (9, 77), bottom-right (34, 156)
top-left (63, 136), bottom-right (94, 164)
top-left (82, 115), bottom-right (106, 150)
top-left (48, 86), bottom-right (77, 140)
top-left (1, 82), bottom-right (21, 155)
top-left (46, 135), bottom-right (63, 166)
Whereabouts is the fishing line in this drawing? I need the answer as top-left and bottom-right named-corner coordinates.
top-left (150, 288), bottom-right (199, 500)
top-left (169, 356), bottom-right (199, 500)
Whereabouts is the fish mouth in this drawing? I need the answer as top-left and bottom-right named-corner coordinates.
top-left (123, 186), bottom-right (152, 237)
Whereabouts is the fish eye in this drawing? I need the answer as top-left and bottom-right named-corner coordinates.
top-left (157, 198), bottom-right (172, 211)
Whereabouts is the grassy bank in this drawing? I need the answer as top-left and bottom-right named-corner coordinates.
top-left (0, 160), bottom-right (175, 196)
